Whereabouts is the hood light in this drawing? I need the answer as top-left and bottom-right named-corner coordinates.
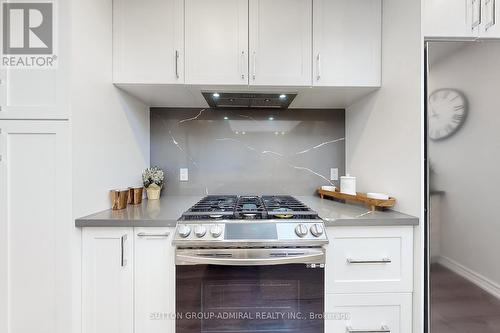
top-left (279, 94), bottom-right (286, 99)
top-left (213, 93), bottom-right (220, 98)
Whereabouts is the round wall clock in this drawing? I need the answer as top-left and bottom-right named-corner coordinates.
top-left (428, 89), bottom-right (468, 141)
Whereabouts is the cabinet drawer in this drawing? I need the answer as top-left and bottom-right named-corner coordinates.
top-left (325, 293), bottom-right (412, 333)
top-left (325, 227), bottom-right (413, 293)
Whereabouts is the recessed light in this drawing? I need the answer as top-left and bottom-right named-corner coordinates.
top-left (213, 93), bottom-right (220, 98)
top-left (269, 117), bottom-right (274, 121)
top-left (279, 94), bottom-right (286, 99)
top-left (242, 131), bottom-right (246, 135)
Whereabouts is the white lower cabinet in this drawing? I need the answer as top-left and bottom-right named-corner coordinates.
top-left (325, 226), bottom-right (413, 293)
top-left (325, 293), bottom-right (413, 333)
top-left (324, 226), bottom-right (414, 333)
top-left (135, 228), bottom-right (176, 333)
top-left (82, 228), bottom-right (134, 333)
top-left (82, 227), bottom-right (175, 333)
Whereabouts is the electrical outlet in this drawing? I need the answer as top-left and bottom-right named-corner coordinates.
top-left (180, 168), bottom-right (189, 181)
top-left (330, 168), bottom-right (339, 181)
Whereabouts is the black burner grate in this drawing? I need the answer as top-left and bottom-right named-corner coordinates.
top-left (180, 195), bottom-right (319, 220)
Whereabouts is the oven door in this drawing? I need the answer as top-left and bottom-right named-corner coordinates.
top-left (176, 248), bottom-right (325, 333)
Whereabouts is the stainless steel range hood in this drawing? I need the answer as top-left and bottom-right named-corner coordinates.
top-left (202, 92), bottom-right (297, 109)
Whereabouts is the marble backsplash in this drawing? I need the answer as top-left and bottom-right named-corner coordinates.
top-left (151, 108), bottom-right (345, 196)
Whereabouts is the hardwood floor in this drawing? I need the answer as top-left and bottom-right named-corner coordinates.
top-left (431, 263), bottom-right (500, 333)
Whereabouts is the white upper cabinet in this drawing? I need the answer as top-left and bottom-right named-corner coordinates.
top-left (185, 0), bottom-right (248, 85)
top-left (424, 0), bottom-right (479, 39)
top-left (424, 0), bottom-right (500, 39)
top-left (482, 0), bottom-right (500, 38)
top-left (249, 0), bottom-right (312, 86)
top-left (313, 0), bottom-right (381, 87)
top-left (113, 0), bottom-right (184, 84)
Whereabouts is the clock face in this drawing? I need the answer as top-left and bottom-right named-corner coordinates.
top-left (429, 89), bottom-right (467, 140)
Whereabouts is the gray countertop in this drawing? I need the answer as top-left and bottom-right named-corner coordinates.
top-left (75, 195), bottom-right (418, 227)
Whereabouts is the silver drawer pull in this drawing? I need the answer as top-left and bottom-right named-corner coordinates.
top-left (347, 258), bottom-right (391, 264)
top-left (137, 232), bottom-right (170, 238)
top-left (347, 325), bottom-right (390, 333)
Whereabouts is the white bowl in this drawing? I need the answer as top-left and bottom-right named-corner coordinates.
top-left (367, 192), bottom-right (389, 200)
top-left (321, 186), bottom-right (336, 192)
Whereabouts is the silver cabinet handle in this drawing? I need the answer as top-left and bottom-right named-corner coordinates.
top-left (137, 232), bottom-right (170, 238)
top-left (347, 258), bottom-right (392, 264)
top-left (317, 53), bottom-right (321, 81)
top-left (175, 50), bottom-right (180, 79)
top-left (347, 325), bottom-right (390, 333)
top-left (252, 51), bottom-right (257, 80)
top-left (240, 51), bottom-right (246, 80)
top-left (472, 0), bottom-right (483, 28)
top-left (485, 0), bottom-right (496, 30)
top-left (121, 234), bottom-right (128, 267)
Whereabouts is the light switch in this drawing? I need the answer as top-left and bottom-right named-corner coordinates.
top-left (180, 168), bottom-right (189, 181)
top-left (330, 168), bottom-right (339, 181)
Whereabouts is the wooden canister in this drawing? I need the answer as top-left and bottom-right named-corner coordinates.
top-left (110, 189), bottom-right (129, 210)
top-left (129, 187), bottom-right (144, 205)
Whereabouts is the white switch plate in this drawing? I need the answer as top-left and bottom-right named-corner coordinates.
top-left (330, 168), bottom-right (339, 181)
top-left (180, 168), bottom-right (189, 181)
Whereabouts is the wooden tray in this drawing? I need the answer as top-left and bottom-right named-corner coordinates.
top-left (318, 188), bottom-right (396, 211)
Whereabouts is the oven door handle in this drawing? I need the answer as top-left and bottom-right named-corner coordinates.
top-left (175, 249), bottom-right (325, 266)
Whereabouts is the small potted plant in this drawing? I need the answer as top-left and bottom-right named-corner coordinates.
top-left (142, 166), bottom-right (165, 200)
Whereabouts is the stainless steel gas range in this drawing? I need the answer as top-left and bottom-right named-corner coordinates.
top-left (174, 195), bottom-right (328, 333)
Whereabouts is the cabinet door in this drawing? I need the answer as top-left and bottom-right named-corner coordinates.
top-left (82, 228), bottom-right (134, 333)
top-left (134, 228), bottom-right (176, 333)
top-left (482, 0), bottom-right (500, 38)
top-left (325, 293), bottom-right (413, 333)
top-left (113, 0), bottom-right (184, 83)
top-left (0, 0), bottom-right (70, 119)
top-left (424, 0), bottom-right (479, 39)
top-left (313, 0), bottom-right (381, 87)
top-left (0, 121), bottom-right (71, 333)
top-left (185, 0), bottom-right (248, 85)
top-left (249, 0), bottom-right (312, 86)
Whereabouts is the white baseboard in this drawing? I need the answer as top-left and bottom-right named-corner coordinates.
top-left (438, 255), bottom-right (500, 300)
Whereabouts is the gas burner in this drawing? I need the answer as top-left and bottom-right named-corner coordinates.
top-left (235, 196), bottom-right (267, 220)
top-left (180, 195), bottom-right (237, 220)
top-left (262, 195), bottom-right (320, 219)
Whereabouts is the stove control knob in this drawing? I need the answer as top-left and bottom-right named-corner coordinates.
top-left (310, 224), bottom-right (324, 237)
top-left (194, 225), bottom-right (207, 238)
top-left (210, 225), bottom-right (223, 238)
top-left (295, 224), bottom-right (309, 238)
top-left (178, 225), bottom-right (191, 238)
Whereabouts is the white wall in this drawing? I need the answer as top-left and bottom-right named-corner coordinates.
top-left (345, 0), bottom-right (423, 331)
top-left (71, 0), bottom-right (150, 219)
top-left (69, 1), bottom-right (150, 331)
top-left (346, 0), bottom-right (422, 217)
top-left (429, 42), bottom-right (500, 289)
